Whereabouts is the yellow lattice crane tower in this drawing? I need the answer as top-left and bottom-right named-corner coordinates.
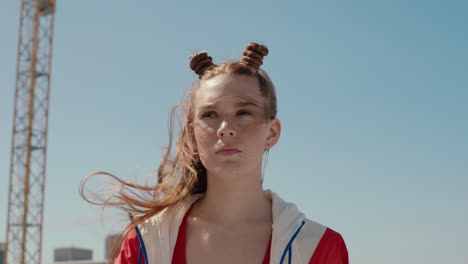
top-left (4, 1), bottom-right (56, 264)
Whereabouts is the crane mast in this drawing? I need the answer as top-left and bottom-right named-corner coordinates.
top-left (4, 1), bottom-right (56, 264)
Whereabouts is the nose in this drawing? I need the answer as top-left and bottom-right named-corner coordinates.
top-left (217, 118), bottom-right (237, 138)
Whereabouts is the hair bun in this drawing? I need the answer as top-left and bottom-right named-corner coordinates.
top-left (241, 43), bottom-right (269, 73)
top-left (190, 51), bottom-right (214, 78)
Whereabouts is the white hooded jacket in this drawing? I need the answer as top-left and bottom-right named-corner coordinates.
top-left (133, 189), bottom-right (329, 264)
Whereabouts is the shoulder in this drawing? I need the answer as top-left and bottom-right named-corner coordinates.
top-left (133, 195), bottom-right (203, 263)
top-left (308, 226), bottom-right (349, 264)
top-left (138, 194), bottom-right (202, 233)
top-left (268, 188), bottom-right (348, 264)
top-left (114, 229), bottom-right (141, 264)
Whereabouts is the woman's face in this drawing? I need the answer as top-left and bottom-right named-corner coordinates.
top-left (193, 73), bottom-right (281, 180)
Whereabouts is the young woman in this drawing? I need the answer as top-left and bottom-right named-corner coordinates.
top-left (81, 43), bottom-right (349, 264)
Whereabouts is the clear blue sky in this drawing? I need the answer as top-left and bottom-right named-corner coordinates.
top-left (1, 1), bottom-right (467, 263)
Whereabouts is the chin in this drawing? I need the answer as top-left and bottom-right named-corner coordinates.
top-left (205, 162), bottom-right (259, 179)
top-left (211, 163), bottom-right (245, 173)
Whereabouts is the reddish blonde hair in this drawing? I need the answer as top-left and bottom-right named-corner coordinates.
top-left (80, 44), bottom-right (278, 264)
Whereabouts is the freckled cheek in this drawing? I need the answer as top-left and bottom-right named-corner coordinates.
top-left (242, 122), bottom-right (268, 139)
top-left (193, 121), bottom-right (217, 151)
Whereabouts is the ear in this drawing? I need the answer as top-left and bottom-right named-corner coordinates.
top-left (265, 118), bottom-right (281, 150)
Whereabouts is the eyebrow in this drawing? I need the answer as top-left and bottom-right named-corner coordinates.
top-left (198, 101), bottom-right (259, 111)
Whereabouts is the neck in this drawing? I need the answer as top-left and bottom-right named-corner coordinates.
top-left (193, 169), bottom-right (272, 225)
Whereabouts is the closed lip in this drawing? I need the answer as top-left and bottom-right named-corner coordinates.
top-left (216, 146), bottom-right (241, 154)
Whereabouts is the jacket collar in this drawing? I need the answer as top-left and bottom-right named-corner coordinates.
top-left (266, 189), bottom-right (306, 263)
top-left (139, 189), bottom-right (306, 264)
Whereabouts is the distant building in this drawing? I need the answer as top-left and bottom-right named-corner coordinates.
top-left (0, 242), bottom-right (5, 264)
top-left (105, 234), bottom-right (119, 260)
top-left (54, 247), bottom-right (92, 262)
